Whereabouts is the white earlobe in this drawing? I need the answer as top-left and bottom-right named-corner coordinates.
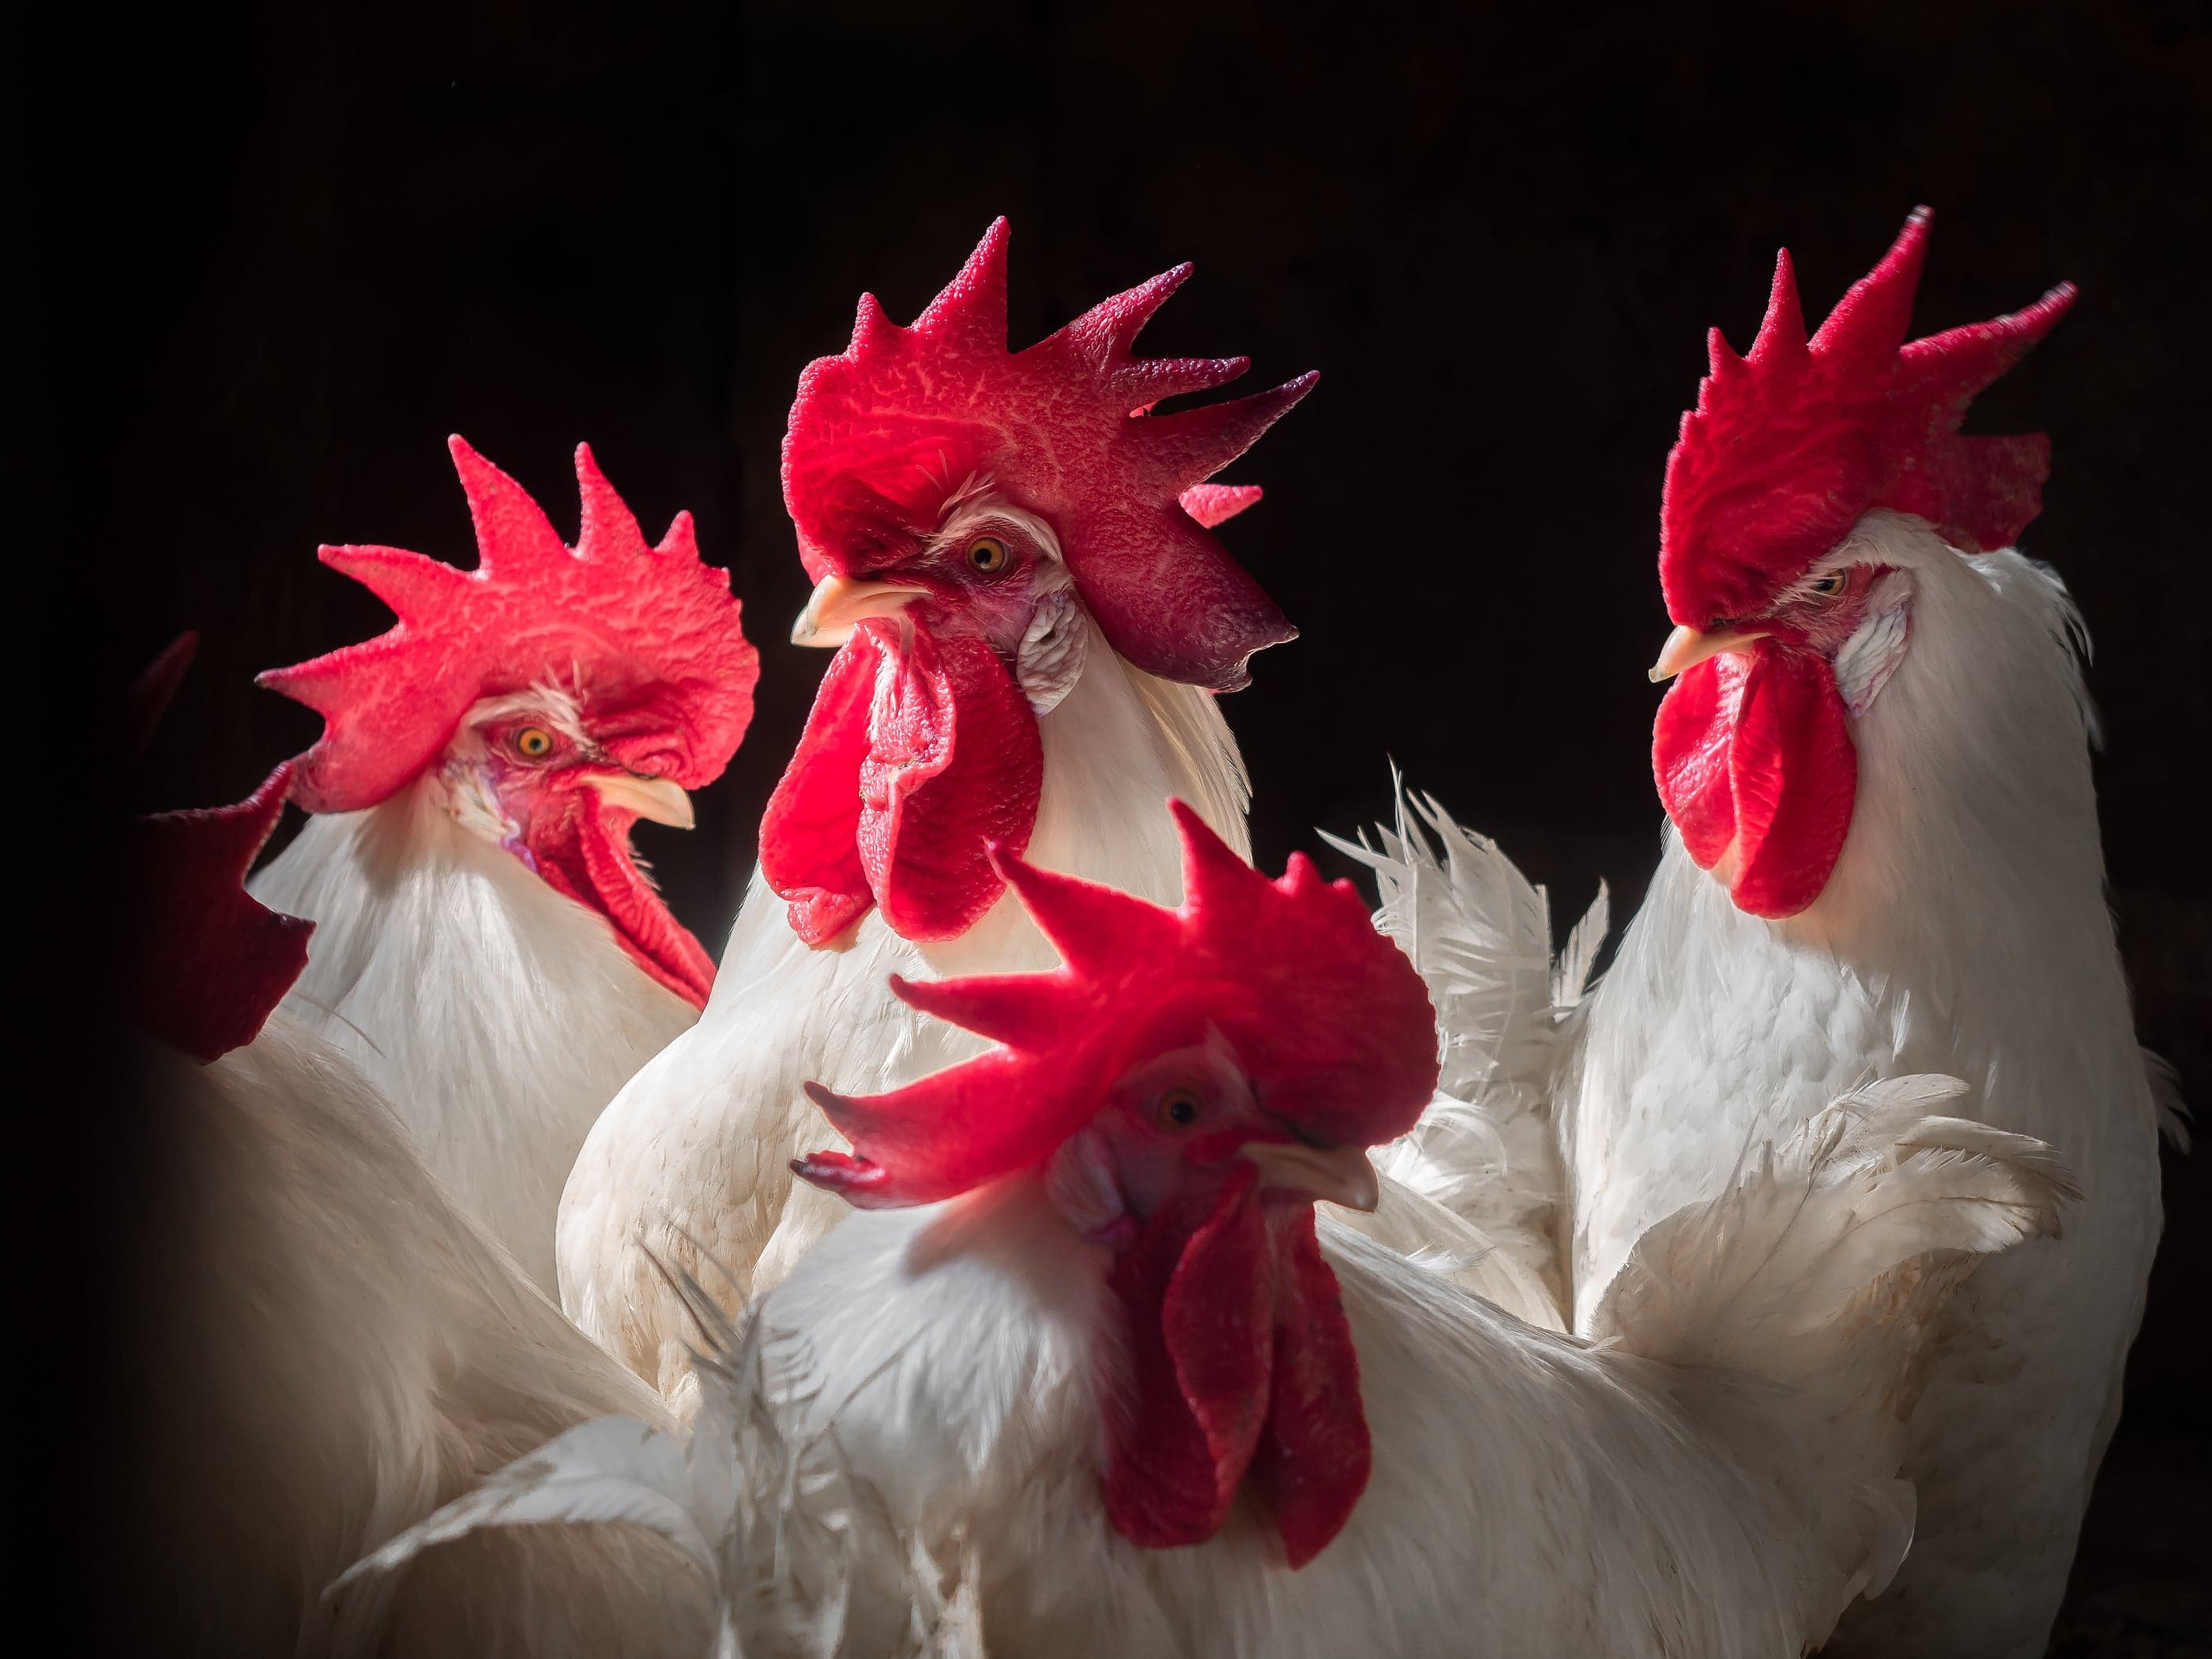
top-left (1834, 572), bottom-right (1916, 717)
top-left (1017, 588), bottom-right (1092, 717)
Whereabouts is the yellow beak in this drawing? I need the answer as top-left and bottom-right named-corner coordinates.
top-left (583, 772), bottom-right (695, 830)
top-left (1648, 623), bottom-right (1770, 683)
top-left (1240, 1140), bottom-right (1382, 1213)
top-left (790, 574), bottom-right (930, 648)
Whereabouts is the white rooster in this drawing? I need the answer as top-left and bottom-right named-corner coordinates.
top-left (116, 761), bottom-right (713, 1657)
top-left (446, 804), bottom-right (2073, 1658)
top-left (251, 437), bottom-right (758, 1291)
top-left (1341, 209), bottom-right (2166, 1659)
top-left (560, 220), bottom-right (1311, 1399)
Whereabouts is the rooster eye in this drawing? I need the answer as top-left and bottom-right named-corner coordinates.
top-left (512, 726), bottom-right (555, 761)
top-left (966, 536), bottom-right (1010, 575)
top-left (1155, 1089), bottom-right (1203, 1130)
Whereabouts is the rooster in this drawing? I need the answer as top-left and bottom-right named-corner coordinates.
top-left (559, 220), bottom-right (1313, 1400)
top-left (508, 803), bottom-right (2064, 1659)
top-left (252, 437), bottom-right (757, 1291)
top-left (1571, 209), bottom-right (2169, 1658)
top-left (1339, 209), bottom-right (2165, 1659)
top-left (116, 760), bottom-right (713, 1657)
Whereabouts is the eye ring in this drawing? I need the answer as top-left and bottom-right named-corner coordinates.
top-left (1155, 1088), bottom-right (1202, 1130)
top-left (1808, 570), bottom-right (1849, 599)
top-left (512, 726), bottom-right (555, 761)
top-left (966, 536), bottom-right (1010, 575)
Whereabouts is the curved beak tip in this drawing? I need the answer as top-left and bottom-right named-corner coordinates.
top-left (585, 771), bottom-right (695, 830)
top-left (792, 574), bottom-right (928, 649)
top-left (1243, 1140), bottom-right (1382, 1213)
top-left (1650, 623), bottom-right (1766, 683)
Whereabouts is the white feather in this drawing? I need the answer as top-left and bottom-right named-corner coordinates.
top-left (1560, 517), bottom-right (2169, 1657)
top-left (1321, 772), bottom-right (1606, 1327)
top-left (252, 775), bottom-right (694, 1291)
top-left (118, 1015), bottom-right (712, 1657)
top-left (735, 1092), bottom-right (2069, 1658)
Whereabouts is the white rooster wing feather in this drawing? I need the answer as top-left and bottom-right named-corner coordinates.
top-left (1589, 1074), bottom-right (2075, 1618)
top-left (338, 1261), bottom-right (986, 1659)
top-left (1322, 775), bottom-right (1605, 1328)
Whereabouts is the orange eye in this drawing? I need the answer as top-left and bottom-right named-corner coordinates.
top-left (966, 536), bottom-right (1010, 574)
top-left (1809, 570), bottom-right (1849, 599)
top-left (1155, 1088), bottom-right (1203, 1130)
top-left (513, 726), bottom-right (555, 760)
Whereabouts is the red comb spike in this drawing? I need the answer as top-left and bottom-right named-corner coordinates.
top-left (1178, 483), bottom-right (1263, 530)
top-left (889, 972), bottom-right (1072, 1053)
top-left (1064, 261), bottom-right (1195, 360)
top-left (994, 849), bottom-right (1183, 977)
top-left (783, 221), bottom-right (1316, 690)
top-left (913, 216), bottom-right (1011, 352)
top-left (1170, 799), bottom-right (1272, 914)
top-left (1132, 373), bottom-right (1321, 494)
top-left (128, 764), bottom-right (314, 1063)
top-left (1810, 206), bottom-right (1931, 373)
top-left (573, 442), bottom-right (653, 562)
top-left (1747, 250), bottom-right (1810, 369)
top-left (1661, 208), bottom-right (2071, 627)
top-left (449, 435), bottom-right (569, 574)
top-left (317, 544), bottom-right (472, 623)
top-left (1117, 355), bottom-right (1253, 411)
top-left (262, 439), bottom-right (757, 814)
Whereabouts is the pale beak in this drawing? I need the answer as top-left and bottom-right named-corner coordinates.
top-left (584, 771), bottom-right (695, 830)
top-left (791, 574), bottom-right (930, 648)
top-left (1648, 623), bottom-right (1770, 683)
top-left (1242, 1140), bottom-right (1382, 1213)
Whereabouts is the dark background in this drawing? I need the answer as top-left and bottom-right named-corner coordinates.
top-left (35, 0), bottom-right (2207, 1647)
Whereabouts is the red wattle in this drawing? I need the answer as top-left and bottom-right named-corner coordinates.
top-left (1652, 653), bottom-right (1743, 871)
top-left (759, 634), bottom-right (878, 944)
top-left (1104, 1165), bottom-right (1273, 1550)
top-left (1251, 1203), bottom-right (1371, 1568)
top-left (761, 619), bottom-right (1044, 946)
top-left (1653, 642), bottom-right (1857, 920)
top-left (1101, 1164), bottom-right (1370, 1567)
top-left (534, 787), bottom-right (718, 1009)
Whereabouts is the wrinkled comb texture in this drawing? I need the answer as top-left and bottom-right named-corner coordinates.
top-left (261, 438), bottom-right (758, 812)
top-left (796, 802), bottom-right (1439, 1209)
top-left (781, 220), bottom-right (1313, 690)
top-left (1661, 206), bottom-right (2074, 627)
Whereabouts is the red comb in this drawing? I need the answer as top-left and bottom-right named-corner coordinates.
top-left (1660, 207), bottom-right (2074, 627)
top-left (796, 802), bottom-right (1439, 1208)
top-left (127, 763), bottom-right (314, 1063)
top-left (782, 220), bottom-right (1314, 690)
top-left (261, 438), bottom-right (758, 812)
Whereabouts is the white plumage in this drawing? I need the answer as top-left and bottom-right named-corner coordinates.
top-left (558, 584), bottom-right (1255, 1408)
top-left (1339, 518), bottom-right (2165, 1657)
top-left (253, 773), bottom-right (697, 1292)
top-left (118, 1013), bottom-right (712, 1656)
top-left (476, 1076), bottom-right (2063, 1657)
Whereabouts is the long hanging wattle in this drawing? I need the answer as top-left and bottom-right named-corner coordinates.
top-left (760, 619), bottom-right (1044, 944)
top-left (1653, 643), bottom-right (1857, 919)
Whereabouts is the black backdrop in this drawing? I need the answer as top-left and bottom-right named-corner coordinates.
top-left (40, 0), bottom-right (2209, 1644)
